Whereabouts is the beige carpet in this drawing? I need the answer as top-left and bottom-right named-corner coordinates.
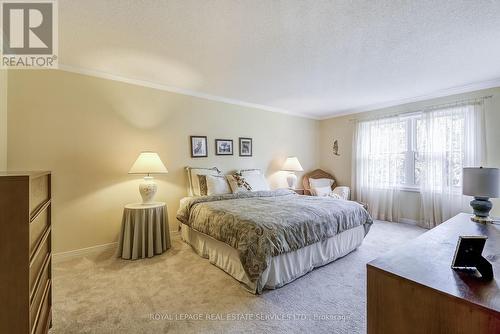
top-left (49, 221), bottom-right (425, 334)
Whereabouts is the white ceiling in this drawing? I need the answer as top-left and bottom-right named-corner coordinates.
top-left (59, 0), bottom-right (500, 119)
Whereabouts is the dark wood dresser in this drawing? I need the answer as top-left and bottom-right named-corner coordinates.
top-left (367, 213), bottom-right (500, 334)
top-left (0, 172), bottom-right (52, 334)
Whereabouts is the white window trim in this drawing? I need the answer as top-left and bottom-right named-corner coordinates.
top-left (401, 116), bottom-right (419, 189)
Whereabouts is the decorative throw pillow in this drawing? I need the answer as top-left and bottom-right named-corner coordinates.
top-left (329, 192), bottom-right (342, 200)
top-left (205, 174), bottom-right (232, 195)
top-left (331, 186), bottom-right (350, 200)
top-left (190, 167), bottom-right (221, 196)
top-left (197, 175), bottom-right (209, 196)
top-left (226, 173), bottom-right (253, 193)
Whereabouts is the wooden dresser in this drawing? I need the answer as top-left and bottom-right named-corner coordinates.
top-left (367, 213), bottom-right (500, 334)
top-left (0, 172), bottom-right (52, 334)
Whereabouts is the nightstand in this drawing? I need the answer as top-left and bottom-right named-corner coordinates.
top-left (117, 202), bottom-right (171, 260)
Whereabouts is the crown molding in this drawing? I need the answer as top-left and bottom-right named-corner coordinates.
top-left (319, 77), bottom-right (500, 120)
top-left (57, 64), bottom-right (319, 120)
top-left (56, 65), bottom-right (500, 122)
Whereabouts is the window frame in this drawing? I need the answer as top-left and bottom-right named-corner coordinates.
top-left (400, 115), bottom-right (420, 192)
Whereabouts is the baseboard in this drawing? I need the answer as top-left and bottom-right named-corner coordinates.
top-left (53, 242), bottom-right (118, 263)
top-left (52, 230), bottom-right (180, 263)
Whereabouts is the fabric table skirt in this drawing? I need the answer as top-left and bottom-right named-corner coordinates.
top-left (118, 203), bottom-right (171, 260)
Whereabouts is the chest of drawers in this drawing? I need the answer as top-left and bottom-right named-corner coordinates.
top-left (367, 213), bottom-right (499, 333)
top-left (0, 172), bottom-right (52, 334)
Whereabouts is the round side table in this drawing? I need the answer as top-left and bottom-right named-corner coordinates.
top-left (117, 202), bottom-right (171, 260)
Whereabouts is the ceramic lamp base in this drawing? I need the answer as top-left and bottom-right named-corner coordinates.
top-left (286, 173), bottom-right (298, 189)
top-left (139, 176), bottom-right (157, 204)
top-left (470, 197), bottom-right (493, 224)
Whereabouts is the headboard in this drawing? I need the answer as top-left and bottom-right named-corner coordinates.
top-left (302, 169), bottom-right (336, 195)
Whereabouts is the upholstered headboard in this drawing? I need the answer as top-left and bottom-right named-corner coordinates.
top-left (302, 169), bottom-right (336, 195)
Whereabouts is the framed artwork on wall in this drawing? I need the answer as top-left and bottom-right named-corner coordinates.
top-left (190, 136), bottom-right (208, 158)
top-left (239, 137), bottom-right (252, 157)
top-left (215, 139), bottom-right (233, 155)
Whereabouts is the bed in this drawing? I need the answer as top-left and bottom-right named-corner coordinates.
top-left (177, 167), bottom-right (373, 294)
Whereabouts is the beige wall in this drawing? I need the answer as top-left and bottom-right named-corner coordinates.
top-left (8, 68), bottom-right (499, 253)
top-left (0, 70), bottom-right (7, 170)
top-left (8, 70), bottom-right (319, 253)
top-left (319, 87), bottom-right (500, 220)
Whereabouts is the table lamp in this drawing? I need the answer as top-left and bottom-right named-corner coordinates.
top-left (129, 152), bottom-right (168, 204)
top-left (463, 167), bottom-right (500, 223)
top-left (282, 156), bottom-right (304, 189)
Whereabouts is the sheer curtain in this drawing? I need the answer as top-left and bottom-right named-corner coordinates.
top-left (418, 102), bottom-right (485, 228)
top-left (353, 101), bottom-right (486, 227)
top-left (353, 116), bottom-right (405, 222)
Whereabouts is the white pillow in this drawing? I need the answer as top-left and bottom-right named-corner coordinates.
top-left (329, 192), bottom-right (342, 200)
top-left (243, 173), bottom-right (270, 191)
top-left (206, 175), bottom-right (232, 195)
top-left (312, 186), bottom-right (332, 197)
top-left (309, 178), bottom-right (334, 189)
top-left (331, 186), bottom-right (350, 200)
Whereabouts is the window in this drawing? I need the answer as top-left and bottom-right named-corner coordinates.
top-left (415, 113), bottom-right (465, 189)
top-left (355, 101), bottom-right (485, 226)
top-left (357, 107), bottom-right (469, 191)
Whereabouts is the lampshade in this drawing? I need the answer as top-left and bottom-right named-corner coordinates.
top-left (282, 157), bottom-right (304, 172)
top-left (463, 167), bottom-right (500, 198)
top-left (129, 152), bottom-right (168, 175)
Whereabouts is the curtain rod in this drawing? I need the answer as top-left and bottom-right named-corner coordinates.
top-left (349, 95), bottom-right (493, 122)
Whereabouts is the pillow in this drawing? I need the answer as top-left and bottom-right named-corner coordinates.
top-left (309, 178), bottom-right (334, 190)
top-left (312, 186), bottom-right (332, 197)
top-left (206, 175), bottom-right (232, 195)
top-left (331, 186), bottom-right (350, 200)
top-left (226, 174), bottom-right (253, 193)
top-left (188, 167), bottom-right (220, 196)
top-left (329, 192), bottom-right (342, 200)
top-left (197, 175), bottom-right (209, 195)
top-left (242, 173), bottom-right (270, 191)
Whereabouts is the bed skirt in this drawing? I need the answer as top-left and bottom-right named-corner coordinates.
top-left (181, 224), bottom-right (366, 293)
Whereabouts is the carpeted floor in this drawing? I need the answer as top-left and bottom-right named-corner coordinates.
top-left (49, 221), bottom-right (425, 334)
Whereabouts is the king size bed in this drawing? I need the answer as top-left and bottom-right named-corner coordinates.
top-left (177, 167), bottom-right (372, 294)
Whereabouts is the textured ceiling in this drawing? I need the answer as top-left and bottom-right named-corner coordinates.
top-left (59, 0), bottom-right (500, 119)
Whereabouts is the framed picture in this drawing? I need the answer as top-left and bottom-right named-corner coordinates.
top-left (190, 136), bottom-right (208, 158)
top-left (215, 139), bottom-right (233, 155)
top-left (239, 137), bottom-right (252, 157)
